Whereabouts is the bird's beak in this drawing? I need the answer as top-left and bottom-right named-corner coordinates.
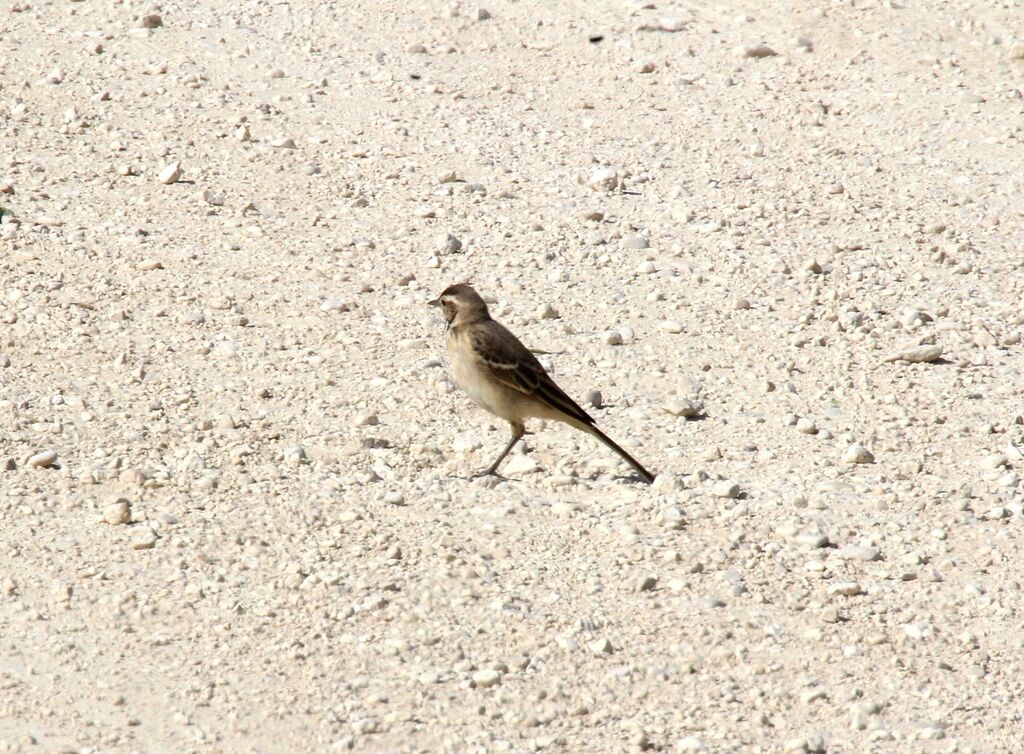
top-left (428, 298), bottom-right (441, 307)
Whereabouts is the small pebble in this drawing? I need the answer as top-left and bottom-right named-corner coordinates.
top-left (439, 233), bottom-right (462, 254)
top-left (28, 450), bottom-right (58, 468)
top-left (885, 344), bottom-right (942, 363)
top-left (676, 736), bottom-right (707, 752)
top-left (843, 444), bottom-right (874, 464)
top-left (712, 481), bottom-right (740, 499)
top-left (320, 298), bottom-right (350, 312)
top-left (504, 454), bottom-right (539, 475)
top-left (659, 320), bottom-right (685, 334)
top-left (664, 398), bottom-right (701, 417)
top-left (588, 168), bottom-right (620, 192)
top-left (453, 432), bottom-right (481, 452)
top-left (283, 446), bottom-right (307, 464)
top-left (137, 13), bottom-right (163, 29)
top-left (636, 576), bottom-right (658, 592)
top-left (158, 162), bottom-right (182, 185)
top-left (658, 17), bottom-right (687, 32)
top-left (829, 582), bottom-right (864, 597)
top-left (472, 669), bottom-right (501, 687)
top-left (980, 453), bottom-right (1008, 470)
top-left (741, 43), bottom-right (778, 58)
top-left (132, 527), bottom-right (159, 550)
top-left (102, 499), bottom-right (132, 525)
top-left (838, 545), bottom-right (880, 562)
top-left (659, 506), bottom-right (686, 530)
top-left (796, 418), bottom-right (818, 434)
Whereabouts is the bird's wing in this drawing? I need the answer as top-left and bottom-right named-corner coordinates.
top-left (469, 321), bottom-right (596, 427)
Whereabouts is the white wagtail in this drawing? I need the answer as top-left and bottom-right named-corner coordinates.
top-left (429, 284), bottom-right (655, 483)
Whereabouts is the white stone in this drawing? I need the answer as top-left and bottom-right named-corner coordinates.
top-left (283, 446), bottom-right (307, 464)
top-left (504, 454), bottom-right (538, 475)
top-left (796, 418), bottom-right (818, 434)
top-left (453, 433), bottom-right (482, 452)
top-left (676, 737), bottom-right (707, 752)
top-left (132, 527), bottom-right (159, 550)
top-left (980, 453), bottom-right (1008, 470)
top-left (28, 450), bottom-right (58, 468)
top-left (588, 168), bottom-right (619, 192)
top-left (829, 582), bottom-right (864, 597)
top-left (885, 344), bottom-right (942, 363)
top-left (712, 481), bottom-right (740, 499)
top-left (843, 444), bottom-right (874, 464)
top-left (103, 500), bottom-right (132, 525)
top-left (664, 398), bottom-right (701, 417)
top-left (838, 545), bottom-right (879, 562)
top-left (158, 162), bottom-right (182, 184)
top-left (472, 669), bottom-right (501, 687)
top-left (588, 637), bottom-right (613, 654)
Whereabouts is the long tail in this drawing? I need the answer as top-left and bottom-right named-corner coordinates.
top-left (571, 419), bottom-right (655, 484)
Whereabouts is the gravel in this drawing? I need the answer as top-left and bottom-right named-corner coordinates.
top-left (1, 0), bottom-right (1021, 751)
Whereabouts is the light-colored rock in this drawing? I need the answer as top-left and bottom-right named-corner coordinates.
top-left (829, 582), bottom-right (864, 597)
top-left (885, 344), bottom-right (942, 363)
top-left (796, 418), bottom-right (818, 434)
top-left (980, 453), bottom-right (1008, 470)
top-left (132, 527), bottom-right (159, 550)
top-left (504, 454), bottom-right (538, 475)
top-left (712, 481), bottom-right (740, 499)
top-left (158, 162), bottom-right (182, 184)
top-left (472, 669), bottom-right (501, 687)
top-left (102, 499), bottom-right (132, 525)
top-left (843, 444), bottom-right (874, 464)
top-left (664, 398), bottom-right (701, 417)
top-left (588, 168), bottom-right (620, 192)
top-left (676, 736), bottom-right (707, 752)
top-left (28, 450), bottom-right (58, 468)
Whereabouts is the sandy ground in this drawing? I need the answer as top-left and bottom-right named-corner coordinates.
top-left (2, 0), bottom-right (1024, 752)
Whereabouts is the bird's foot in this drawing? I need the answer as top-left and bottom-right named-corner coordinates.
top-left (466, 467), bottom-right (508, 484)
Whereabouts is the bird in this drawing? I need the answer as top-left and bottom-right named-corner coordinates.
top-left (429, 283), bottom-right (655, 484)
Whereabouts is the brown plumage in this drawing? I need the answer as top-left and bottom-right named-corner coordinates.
top-left (429, 284), bottom-right (655, 483)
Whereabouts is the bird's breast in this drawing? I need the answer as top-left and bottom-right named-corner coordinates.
top-left (447, 331), bottom-right (518, 421)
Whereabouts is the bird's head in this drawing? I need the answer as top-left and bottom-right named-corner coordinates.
top-left (428, 283), bottom-right (490, 328)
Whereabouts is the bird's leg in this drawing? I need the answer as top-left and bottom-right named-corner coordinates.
top-left (479, 421), bottom-right (525, 477)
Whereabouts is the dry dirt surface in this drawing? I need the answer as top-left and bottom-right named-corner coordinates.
top-left (2, 0), bottom-right (1024, 752)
